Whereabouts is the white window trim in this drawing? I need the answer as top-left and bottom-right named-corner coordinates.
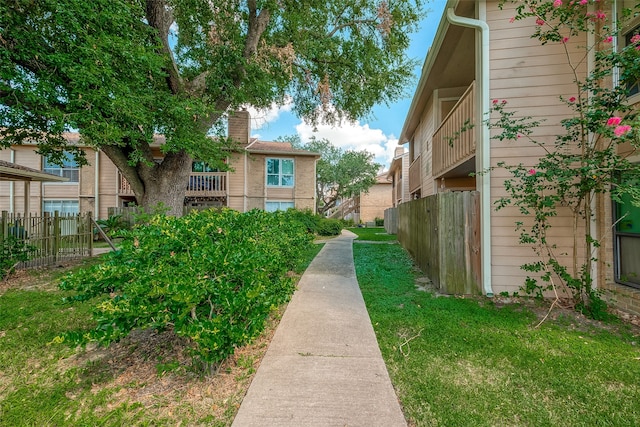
top-left (266, 158), bottom-right (295, 188)
top-left (265, 200), bottom-right (295, 212)
top-left (42, 152), bottom-right (80, 184)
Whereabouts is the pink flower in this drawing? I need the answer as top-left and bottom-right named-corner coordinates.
top-left (631, 34), bottom-right (640, 44)
top-left (562, 37), bottom-right (570, 43)
top-left (528, 169), bottom-right (536, 175)
top-left (579, 0), bottom-right (588, 4)
top-left (492, 99), bottom-right (499, 104)
top-left (607, 116), bottom-right (622, 126)
top-left (595, 10), bottom-right (606, 20)
top-left (604, 36), bottom-right (613, 43)
top-left (509, 17), bottom-right (515, 23)
top-left (536, 18), bottom-right (545, 26)
top-left (614, 125), bottom-right (632, 137)
top-left (569, 96), bottom-right (576, 102)
top-left (553, 0), bottom-right (562, 7)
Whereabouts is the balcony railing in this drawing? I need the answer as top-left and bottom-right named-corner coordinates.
top-left (408, 156), bottom-right (421, 194)
top-left (185, 172), bottom-right (227, 197)
top-left (432, 81), bottom-right (476, 177)
top-left (117, 171), bottom-right (227, 197)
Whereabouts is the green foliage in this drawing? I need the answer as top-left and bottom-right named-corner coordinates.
top-left (315, 218), bottom-right (344, 236)
top-left (491, 1), bottom-right (640, 318)
top-left (280, 136), bottom-right (382, 215)
top-left (58, 208), bottom-right (314, 368)
top-left (374, 217), bottom-right (384, 226)
top-left (95, 214), bottom-right (129, 238)
top-left (0, 0), bottom-right (424, 214)
top-left (0, 235), bottom-right (34, 280)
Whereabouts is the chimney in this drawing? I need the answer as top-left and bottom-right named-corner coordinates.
top-left (394, 147), bottom-right (405, 158)
top-left (228, 110), bottom-right (251, 145)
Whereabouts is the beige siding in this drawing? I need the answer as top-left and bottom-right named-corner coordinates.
top-left (487, 1), bottom-right (588, 295)
top-left (0, 146), bottom-right (44, 214)
top-left (359, 182), bottom-right (392, 223)
top-left (417, 97), bottom-right (436, 196)
top-left (227, 152), bottom-right (246, 211)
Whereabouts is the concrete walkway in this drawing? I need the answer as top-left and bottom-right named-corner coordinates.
top-left (232, 230), bottom-right (406, 427)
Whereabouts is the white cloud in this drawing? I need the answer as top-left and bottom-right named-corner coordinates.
top-left (246, 97), bottom-right (293, 130)
top-left (295, 119), bottom-right (398, 169)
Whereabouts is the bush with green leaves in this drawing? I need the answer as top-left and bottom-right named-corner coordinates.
top-left (58, 208), bottom-right (314, 369)
top-left (1, 235), bottom-right (33, 280)
top-left (317, 218), bottom-right (345, 236)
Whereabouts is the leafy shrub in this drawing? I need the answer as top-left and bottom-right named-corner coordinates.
top-left (58, 208), bottom-right (313, 369)
top-left (374, 217), bottom-right (384, 227)
top-left (283, 208), bottom-right (320, 234)
top-left (317, 218), bottom-right (344, 236)
top-left (1, 236), bottom-right (33, 280)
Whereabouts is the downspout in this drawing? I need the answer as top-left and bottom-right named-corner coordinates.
top-left (9, 149), bottom-right (15, 213)
top-left (94, 150), bottom-right (100, 219)
top-left (446, 4), bottom-right (493, 296)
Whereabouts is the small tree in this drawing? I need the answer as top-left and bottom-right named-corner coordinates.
top-left (294, 137), bottom-right (381, 215)
top-left (492, 0), bottom-right (640, 319)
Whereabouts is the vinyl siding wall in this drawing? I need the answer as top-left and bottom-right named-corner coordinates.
top-left (487, 1), bottom-right (588, 295)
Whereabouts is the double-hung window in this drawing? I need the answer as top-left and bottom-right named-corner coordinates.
top-left (266, 158), bottom-right (294, 187)
top-left (43, 151), bottom-right (79, 182)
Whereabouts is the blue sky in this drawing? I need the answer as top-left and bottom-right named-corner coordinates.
top-left (248, 0), bottom-right (448, 169)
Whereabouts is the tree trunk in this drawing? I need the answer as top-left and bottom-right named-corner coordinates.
top-left (138, 151), bottom-right (193, 217)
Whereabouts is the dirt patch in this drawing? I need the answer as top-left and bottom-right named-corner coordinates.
top-left (58, 313), bottom-right (282, 424)
top-left (414, 273), bottom-right (640, 337)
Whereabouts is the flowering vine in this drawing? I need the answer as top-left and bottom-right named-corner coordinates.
top-left (492, 0), bottom-right (640, 319)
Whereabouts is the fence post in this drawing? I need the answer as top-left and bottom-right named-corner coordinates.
top-left (1, 210), bottom-right (7, 243)
top-left (87, 212), bottom-right (93, 257)
top-left (53, 211), bottom-right (60, 262)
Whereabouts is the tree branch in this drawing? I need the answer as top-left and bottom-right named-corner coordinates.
top-left (145, 0), bottom-right (184, 95)
top-left (244, 1), bottom-right (271, 58)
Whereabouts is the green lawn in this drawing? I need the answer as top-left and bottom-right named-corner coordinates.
top-left (347, 226), bottom-right (397, 242)
top-left (353, 243), bottom-right (640, 427)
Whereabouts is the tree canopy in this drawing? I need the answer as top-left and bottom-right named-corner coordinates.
top-left (285, 136), bottom-right (381, 215)
top-left (0, 0), bottom-right (423, 215)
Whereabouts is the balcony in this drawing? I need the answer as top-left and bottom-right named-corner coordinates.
top-left (432, 81), bottom-right (476, 178)
top-left (117, 171), bottom-right (227, 197)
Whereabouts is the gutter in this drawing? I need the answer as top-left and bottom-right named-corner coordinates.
top-left (446, 4), bottom-right (493, 296)
top-left (9, 149), bottom-right (15, 213)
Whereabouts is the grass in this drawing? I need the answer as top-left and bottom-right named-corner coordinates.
top-left (353, 243), bottom-right (640, 427)
top-left (0, 242), bottom-right (323, 427)
top-left (347, 226), bottom-right (397, 242)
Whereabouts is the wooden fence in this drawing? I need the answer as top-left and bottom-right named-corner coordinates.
top-left (397, 191), bottom-right (481, 295)
top-left (384, 207), bottom-right (398, 235)
top-left (1, 211), bottom-right (93, 269)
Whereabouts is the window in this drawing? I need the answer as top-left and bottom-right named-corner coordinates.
top-left (613, 170), bottom-right (640, 289)
top-left (266, 158), bottom-right (294, 187)
top-left (623, 24), bottom-right (640, 98)
top-left (43, 151), bottom-right (79, 182)
top-left (192, 161), bottom-right (218, 173)
top-left (265, 201), bottom-right (295, 212)
top-left (43, 200), bottom-right (79, 215)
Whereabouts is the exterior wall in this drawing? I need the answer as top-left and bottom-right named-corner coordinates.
top-left (359, 181), bottom-right (392, 223)
top-left (487, 1), bottom-right (588, 295)
top-left (244, 154), bottom-right (317, 212)
top-left (1, 146), bottom-right (46, 215)
top-left (416, 97), bottom-right (436, 196)
top-left (227, 152), bottom-right (247, 211)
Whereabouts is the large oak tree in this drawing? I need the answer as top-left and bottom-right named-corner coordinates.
top-left (0, 0), bottom-right (422, 215)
